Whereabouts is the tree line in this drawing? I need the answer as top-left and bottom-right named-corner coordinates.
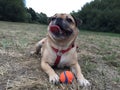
top-left (71, 0), bottom-right (120, 33)
top-left (0, 0), bottom-right (120, 33)
top-left (0, 0), bottom-right (48, 24)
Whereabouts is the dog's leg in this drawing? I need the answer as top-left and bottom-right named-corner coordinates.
top-left (30, 41), bottom-right (42, 55)
top-left (41, 60), bottom-right (59, 84)
top-left (71, 63), bottom-right (90, 87)
top-left (31, 38), bottom-right (46, 55)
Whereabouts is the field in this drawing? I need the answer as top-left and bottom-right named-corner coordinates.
top-left (0, 21), bottom-right (120, 90)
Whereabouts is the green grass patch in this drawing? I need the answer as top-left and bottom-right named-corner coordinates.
top-left (113, 77), bottom-right (120, 83)
top-left (0, 38), bottom-right (13, 49)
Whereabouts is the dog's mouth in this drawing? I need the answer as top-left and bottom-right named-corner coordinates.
top-left (49, 25), bottom-right (73, 39)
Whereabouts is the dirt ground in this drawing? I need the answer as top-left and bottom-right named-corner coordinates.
top-left (0, 21), bottom-right (120, 90)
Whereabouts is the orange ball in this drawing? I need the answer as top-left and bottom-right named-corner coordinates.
top-left (59, 71), bottom-right (74, 84)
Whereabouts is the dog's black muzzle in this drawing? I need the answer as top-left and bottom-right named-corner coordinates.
top-left (51, 18), bottom-right (73, 37)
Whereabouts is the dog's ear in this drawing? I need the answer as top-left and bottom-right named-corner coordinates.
top-left (48, 17), bottom-right (52, 24)
top-left (71, 15), bottom-right (82, 27)
top-left (48, 16), bottom-right (57, 24)
top-left (48, 14), bottom-right (57, 24)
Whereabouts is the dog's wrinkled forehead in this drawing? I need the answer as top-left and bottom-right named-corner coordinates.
top-left (53, 13), bottom-right (75, 23)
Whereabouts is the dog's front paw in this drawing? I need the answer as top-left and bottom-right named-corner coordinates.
top-left (77, 78), bottom-right (90, 87)
top-left (49, 73), bottom-right (59, 84)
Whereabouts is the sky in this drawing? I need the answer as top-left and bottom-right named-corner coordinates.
top-left (26, 0), bottom-right (93, 17)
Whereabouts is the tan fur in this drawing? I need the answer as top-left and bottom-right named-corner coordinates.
top-left (31, 13), bottom-right (90, 86)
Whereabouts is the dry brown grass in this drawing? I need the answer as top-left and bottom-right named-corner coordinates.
top-left (0, 21), bottom-right (120, 90)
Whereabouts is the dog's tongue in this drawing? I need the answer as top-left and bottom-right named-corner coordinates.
top-left (49, 25), bottom-right (60, 32)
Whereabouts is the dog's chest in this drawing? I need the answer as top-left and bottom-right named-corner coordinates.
top-left (56, 49), bottom-right (76, 68)
top-left (58, 54), bottom-right (71, 67)
top-left (46, 42), bottom-right (76, 67)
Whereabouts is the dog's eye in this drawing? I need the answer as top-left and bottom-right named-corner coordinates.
top-left (66, 18), bottom-right (73, 23)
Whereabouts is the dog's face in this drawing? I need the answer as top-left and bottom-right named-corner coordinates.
top-left (48, 13), bottom-right (78, 40)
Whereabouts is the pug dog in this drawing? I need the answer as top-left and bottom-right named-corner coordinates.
top-left (31, 13), bottom-right (90, 87)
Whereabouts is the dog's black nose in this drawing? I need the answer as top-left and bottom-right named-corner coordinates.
top-left (55, 18), bottom-right (69, 31)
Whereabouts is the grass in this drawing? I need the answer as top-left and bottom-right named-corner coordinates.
top-left (0, 21), bottom-right (120, 90)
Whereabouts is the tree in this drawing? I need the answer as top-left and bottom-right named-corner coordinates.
top-left (26, 8), bottom-right (48, 24)
top-left (27, 8), bottom-right (38, 22)
top-left (0, 0), bottom-right (48, 24)
top-left (0, 0), bottom-right (27, 22)
top-left (37, 12), bottom-right (48, 24)
top-left (71, 0), bottom-right (120, 33)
